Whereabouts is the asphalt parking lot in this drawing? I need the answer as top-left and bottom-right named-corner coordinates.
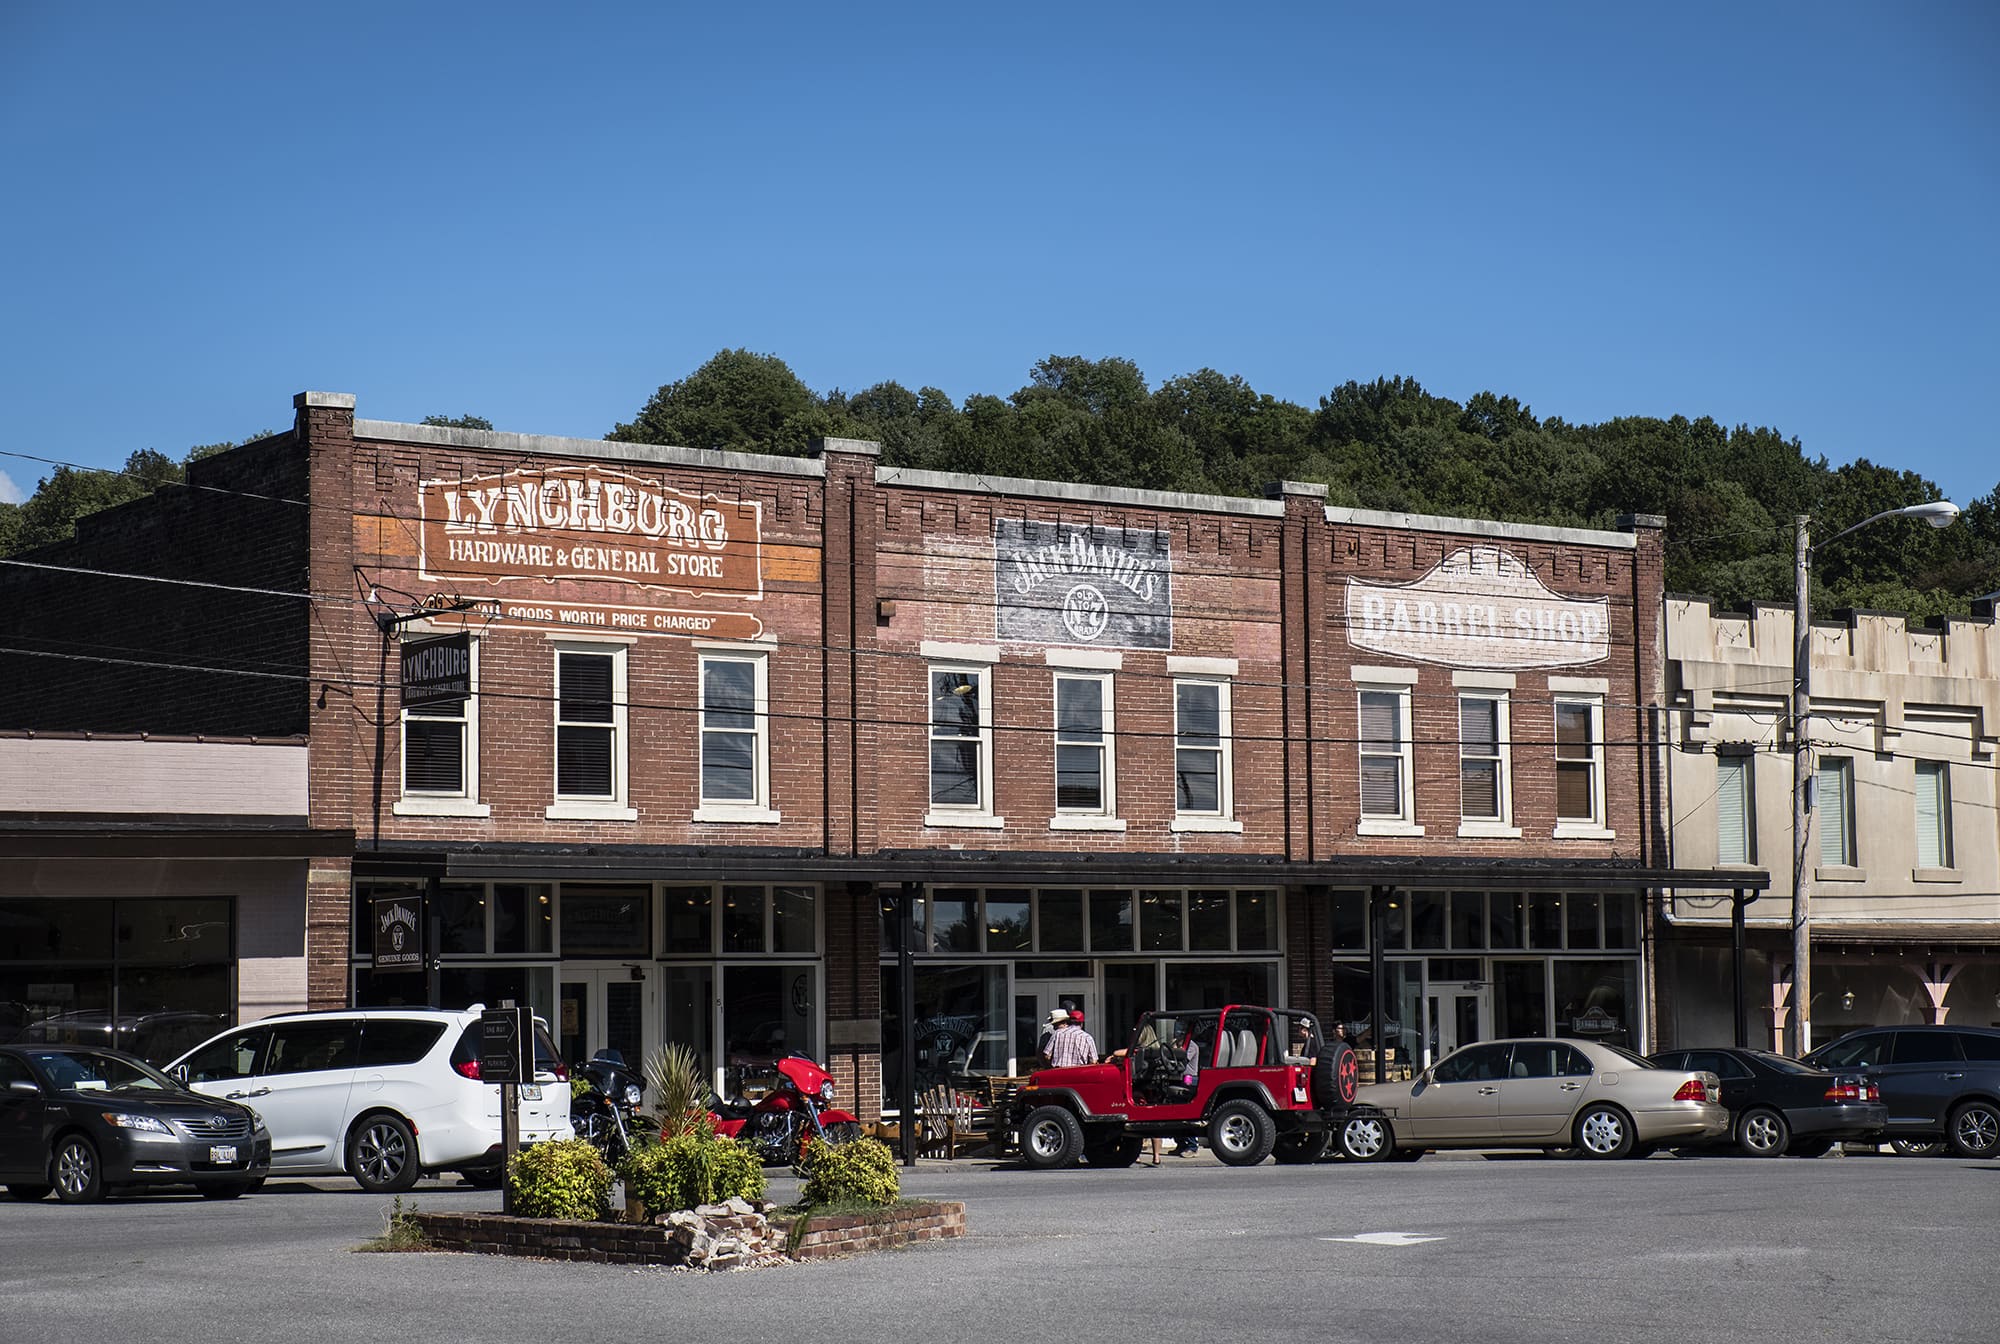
top-left (3, 1149), bottom-right (1996, 1344)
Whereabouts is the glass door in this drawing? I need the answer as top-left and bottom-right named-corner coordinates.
top-left (558, 965), bottom-right (649, 1072)
top-left (1423, 982), bottom-right (1491, 1067)
top-left (719, 963), bottom-right (818, 1099)
top-left (1015, 979), bottom-right (1095, 1067)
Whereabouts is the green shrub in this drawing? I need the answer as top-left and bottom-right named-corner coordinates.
top-left (642, 1041), bottom-right (712, 1140)
top-left (619, 1132), bottom-right (766, 1213)
top-left (508, 1138), bottom-right (614, 1221)
top-left (797, 1137), bottom-right (899, 1208)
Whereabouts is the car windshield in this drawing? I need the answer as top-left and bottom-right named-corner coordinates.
top-left (27, 1050), bottom-right (180, 1095)
top-left (1747, 1050), bottom-right (1819, 1075)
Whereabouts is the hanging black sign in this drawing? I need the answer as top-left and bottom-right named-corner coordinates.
top-left (401, 632), bottom-right (471, 708)
top-left (372, 896), bottom-right (425, 973)
top-left (478, 1005), bottom-right (533, 1085)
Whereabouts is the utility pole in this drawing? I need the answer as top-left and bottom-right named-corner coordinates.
top-left (1791, 515), bottom-right (1813, 1057)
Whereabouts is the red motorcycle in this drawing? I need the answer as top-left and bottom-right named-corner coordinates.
top-left (710, 1055), bottom-right (862, 1165)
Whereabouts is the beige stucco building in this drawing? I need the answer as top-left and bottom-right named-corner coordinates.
top-left (1659, 598), bottom-right (2000, 1050)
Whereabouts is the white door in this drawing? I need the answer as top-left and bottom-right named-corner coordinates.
top-left (1016, 980), bottom-right (1096, 1069)
top-left (1424, 984), bottom-right (1491, 1068)
top-left (559, 965), bottom-right (651, 1071)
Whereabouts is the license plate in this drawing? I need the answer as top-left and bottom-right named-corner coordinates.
top-left (521, 1085), bottom-right (541, 1102)
top-left (209, 1145), bottom-right (238, 1165)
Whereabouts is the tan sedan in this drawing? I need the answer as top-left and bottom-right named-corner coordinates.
top-left (1338, 1038), bottom-right (1728, 1161)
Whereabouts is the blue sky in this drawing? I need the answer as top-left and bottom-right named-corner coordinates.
top-left (1, 2), bottom-right (1994, 511)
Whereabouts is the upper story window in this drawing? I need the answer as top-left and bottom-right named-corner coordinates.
top-left (1172, 679), bottom-right (1234, 824)
top-left (1914, 760), bottom-right (1951, 871)
top-left (926, 662), bottom-right (997, 826)
top-left (1715, 752), bottom-right (1753, 865)
top-left (1553, 694), bottom-right (1610, 837)
top-left (695, 651), bottom-right (779, 823)
top-left (1357, 681), bottom-right (1420, 835)
top-left (548, 640), bottom-right (636, 821)
top-left (1817, 756), bottom-right (1854, 867)
top-left (1053, 672), bottom-right (1115, 818)
top-left (397, 634), bottom-right (488, 818)
top-left (1456, 692), bottom-right (1517, 837)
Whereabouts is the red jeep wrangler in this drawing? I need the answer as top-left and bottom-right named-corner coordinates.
top-left (1011, 1005), bottom-right (1358, 1168)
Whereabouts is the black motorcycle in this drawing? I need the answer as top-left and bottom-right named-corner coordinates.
top-left (571, 1050), bottom-right (645, 1165)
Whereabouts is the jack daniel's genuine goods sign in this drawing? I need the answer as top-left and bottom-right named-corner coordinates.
top-left (1346, 546), bottom-right (1610, 669)
top-left (414, 465), bottom-right (766, 638)
top-left (994, 519), bottom-right (1173, 648)
top-left (373, 896), bottom-right (423, 972)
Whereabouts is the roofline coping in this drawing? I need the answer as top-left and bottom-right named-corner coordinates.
top-left (873, 466), bottom-right (1286, 517)
top-left (1324, 506), bottom-right (1637, 550)
top-left (352, 420), bottom-right (827, 479)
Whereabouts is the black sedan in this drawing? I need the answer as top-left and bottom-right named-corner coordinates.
top-left (0, 1045), bottom-right (271, 1203)
top-left (1649, 1046), bottom-right (1886, 1157)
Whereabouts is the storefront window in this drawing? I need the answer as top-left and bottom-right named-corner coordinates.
top-left (1237, 891), bottom-right (1277, 950)
top-left (1602, 893), bottom-right (1636, 950)
top-left (437, 883), bottom-right (487, 954)
top-left (722, 886), bottom-right (766, 953)
top-left (879, 963), bottom-right (1008, 1100)
top-left (1488, 893), bottom-right (1523, 949)
top-left (1411, 893), bottom-right (1446, 949)
top-left (1165, 962), bottom-right (1275, 1011)
top-left (663, 887), bottom-right (713, 954)
top-left (1567, 893), bottom-right (1603, 950)
top-left (773, 887), bottom-right (817, 955)
top-left (1451, 892), bottom-right (1484, 949)
top-left (1494, 959), bottom-right (1548, 1037)
top-left (1038, 890), bottom-right (1083, 951)
top-left (1330, 890), bottom-right (1366, 951)
top-left (493, 884), bottom-right (552, 955)
top-left (723, 963), bottom-right (816, 1097)
top-left (1189, 893), bottom-right (1231, 951)
top-left (1554, 960), bottom-right (1636, 1047)
top-left (928, 891), bottom-right (978, 953)
top-left (985, 891), bottom-right (1031, 953)
top-left (560, 884), bottom-right (650, 956)
top-left (1089, 891), bottom-right (1133, 952)
top-left (352, 882), bottom-right (422, 956)
top-left (1529, 893), bottom-right (1563, 948)
top-left (1140, 891), bottom-right (1182, 952)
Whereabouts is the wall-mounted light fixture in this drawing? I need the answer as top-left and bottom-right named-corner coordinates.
top-left (1840, 990), bottom-right (1856, 1012)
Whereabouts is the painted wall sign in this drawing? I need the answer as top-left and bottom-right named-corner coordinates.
top-left (1345, 546), bottom-right (1609, 669)
top-left (994, 519), bottom-right (1173, 649)
top-left (413, 465), bottom-right (765, 638)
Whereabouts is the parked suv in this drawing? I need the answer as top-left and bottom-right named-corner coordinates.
top-left (168, 1005), bottom-right (573, 1191)
top-left (1804, 1025), bottom-right (2000, 1159)
top-left (1010, 1005), bottom-right (1358, 1168)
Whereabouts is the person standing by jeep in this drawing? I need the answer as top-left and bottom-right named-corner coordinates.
top-left (1037, 1008), bottom-right (1070, 1067)
top-left (1047, 1009), bottom-right (1100, 1068)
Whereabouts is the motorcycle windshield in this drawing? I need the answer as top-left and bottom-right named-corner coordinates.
top-left (775, 1055), bottom-right (832, 1095)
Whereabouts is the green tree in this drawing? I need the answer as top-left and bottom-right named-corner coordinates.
top-left (609, 349), bottom-right (826, 454)
top-left (421, 414), bottom-right (494, 431)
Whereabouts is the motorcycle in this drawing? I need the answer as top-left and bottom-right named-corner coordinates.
top-left (709, 1055), bottom-right (861, 1166)
top-left (571, 1050), bottom-right (645, 1165)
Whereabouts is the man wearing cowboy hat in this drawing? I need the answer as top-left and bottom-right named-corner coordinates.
top-left (1037, 1008), bottom-right (1070, 1067)
top-left (1046, 1008), bottom-right (1100, 1069)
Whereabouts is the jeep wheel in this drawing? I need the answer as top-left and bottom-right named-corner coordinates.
top-left (1083, 1135), bottom-right (1144, 1168)
top-left (1208, 1099), bottom-right (1277, 1166)
top-left (1272, 1131), bottom-right (1331, 1165)
top-left (1019, 1105), bottom-right (1085, 1170)
top-left (1339, 1113), bottom-right (1395, 1162)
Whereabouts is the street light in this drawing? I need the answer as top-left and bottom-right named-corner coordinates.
top-left (1791, 499), bottom-right (1960, 1055)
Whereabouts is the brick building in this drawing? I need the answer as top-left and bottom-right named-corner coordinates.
top-left (0, 392), bottom-right (1752, 1115)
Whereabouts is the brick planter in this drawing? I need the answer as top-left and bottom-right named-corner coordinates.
top-left (410, 1200), bottom-right (965, 1269)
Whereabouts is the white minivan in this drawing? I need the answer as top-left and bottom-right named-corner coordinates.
top-left (169, 1005), bottom-right (573, 1191)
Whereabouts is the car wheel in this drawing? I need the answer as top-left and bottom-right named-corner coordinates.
top-left (1083, 1135), bottom-right (1143, 1168)
top-left (348, 1114), bottom-right (421, 1193)
top-left (1574, 1105), bottom-right (1635, 1159)
top-left (5, 1183), bottom-right (52, 1201)
top-left (1946, 1101), bottom-right (2000, 1159)
top-left (1208, 1100), bottom-right (1277, 1167)
top-left (1273, 1131), bottom-right (1332, 1165)
top-left (1339, 1113), bottom-right (1396, 1162)
top-left (1019, 1105), bottom-right (1085, 1170)
top-left (1737, 1107), bottom-right (1791, 1158)
top-left (1787, 1138), bottom-right (1835, 1158)
top-left (200, 1180), bottom-right (261, 1200)
top-left (51, 1135), bottom-right (105, 1204)
top-left (1889, 1137), bottom-right (1944, 1158)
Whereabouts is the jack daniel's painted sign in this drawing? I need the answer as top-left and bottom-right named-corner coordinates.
top-left (994, 519), bottom-right (1173, 649)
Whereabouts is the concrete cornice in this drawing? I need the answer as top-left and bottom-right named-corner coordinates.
top-left (1324, 505), bottom-right (1637, 550)
top-left (353, 420), bottom-right (826, 479)
top-left (874, 466), bottom-right (1285, 517)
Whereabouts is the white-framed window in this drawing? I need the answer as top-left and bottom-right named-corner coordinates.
top-left (1816, 756), bottom-right (1854, 867)
top-left (396, 634), bottom-right (488, 818)
top-left (1715, 752), bottom-right (1754, 866)
top-left (1457, 693), bottom-right (1514, 834)
top-left (1553, 696), bottom-right (1608, 836)
top-left (926, 663), bottom-right (998, 827)
top-left (694, 651), bottom-right (779, 823)
top-left (1358, 686), bottom-right (1419, 834)
top-left (547, 638), bottom-right (636, 821)
top-left (1914, 760), bottom-right (1952, 870)
top-left (1052, 671), bottom-right (1117, 823)
top-left (1171, 679), bottom-right (1237, 830)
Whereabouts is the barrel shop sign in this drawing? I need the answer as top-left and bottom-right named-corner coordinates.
top-left (1345, 546), bottom-right (1609, 670)
top-left (994, 519), bottom-right (1174, 649)
top-left (415, 464), bottom-right (766, 639)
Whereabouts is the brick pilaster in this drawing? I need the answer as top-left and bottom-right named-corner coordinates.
top-left (1268, 482), bottom-right (1329, 861)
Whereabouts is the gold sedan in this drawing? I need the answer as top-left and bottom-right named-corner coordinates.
top-left (1338, 1038), bottom-right (1728, 1161)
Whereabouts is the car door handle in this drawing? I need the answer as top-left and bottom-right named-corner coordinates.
top-left (225, 1087), bottom-right (270, 1099)
top-left (1559, 1083), bottom-right (1583, 1091)
top-left (1943, 1073), bottom-right (1965, 1081)
top-left (1476, 1086), bottom-right (1500, 1095)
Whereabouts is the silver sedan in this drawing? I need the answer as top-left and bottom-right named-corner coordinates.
top-left (1339, 1037), bottom-right (1728, 1161)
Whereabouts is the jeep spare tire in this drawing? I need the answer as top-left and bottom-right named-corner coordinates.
top-left (1019, 1105), bottom-right (1086, 1170)
top-left (1315, 1041), bottom-right (1359, 1107)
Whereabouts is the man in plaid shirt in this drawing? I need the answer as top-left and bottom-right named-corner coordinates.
top-left (1046, 1009), bottom-right (1100, 1068)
